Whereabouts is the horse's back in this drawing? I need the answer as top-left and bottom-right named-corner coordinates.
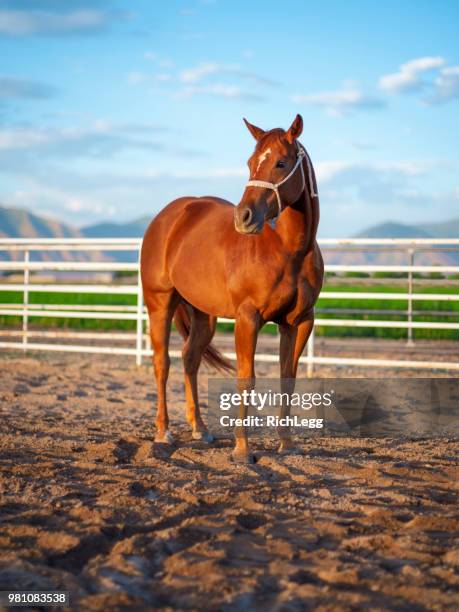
top-left (141, 196), bottom-right (234, 294)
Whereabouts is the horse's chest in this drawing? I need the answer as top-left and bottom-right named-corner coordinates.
top-left (257, 279), bottom-right (290, 316)
top-left (260, 268), bottom-right (308, 322)
top-left (261, 255), bottom-right (320, 324)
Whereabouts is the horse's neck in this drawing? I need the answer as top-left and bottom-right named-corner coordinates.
top-left (277, 160), bottom-right (319, 255)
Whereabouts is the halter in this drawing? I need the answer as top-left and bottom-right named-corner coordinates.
top-left (245, 141), bottom-right (318, 217)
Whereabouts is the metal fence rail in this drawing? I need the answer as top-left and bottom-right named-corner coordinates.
top-left (1, 237), bottom-right (459, 373)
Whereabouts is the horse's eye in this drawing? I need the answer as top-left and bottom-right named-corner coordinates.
top-left (276, 160), bottom-right (286, 169)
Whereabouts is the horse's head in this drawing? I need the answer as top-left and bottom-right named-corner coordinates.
top-left (234, 114), bottom-right (306, 234)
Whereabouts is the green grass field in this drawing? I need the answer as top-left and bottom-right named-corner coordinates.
top-left (315, 283), bottom-right (459, 339)
top-left (1, 282), bottom-right (458, 340)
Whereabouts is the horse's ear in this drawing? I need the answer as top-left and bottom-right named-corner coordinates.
top-left (286, 114), bottom-right (303, 143)
top-left (243, 118), bottom-right (265, 141)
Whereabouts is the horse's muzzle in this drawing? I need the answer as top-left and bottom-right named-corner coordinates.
top-left (234, 204), bottom-right (264, 235)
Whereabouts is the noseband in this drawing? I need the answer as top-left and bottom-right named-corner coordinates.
top-left (245, 141), bottom-right (318, 217)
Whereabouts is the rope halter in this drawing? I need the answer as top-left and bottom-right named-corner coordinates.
top-left (245, 141), bottom-right (318, 217)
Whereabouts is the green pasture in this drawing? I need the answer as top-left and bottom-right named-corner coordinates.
top-left (0, 283), bottom-right (458, 340)
top-left (315, 283), bottom-right (459, 340)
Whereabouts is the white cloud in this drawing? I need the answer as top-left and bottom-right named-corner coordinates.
top-left (378, 56), bottom-right (459, 104)
top-left (179, 62), bottom-right (225, 83)
top-left (2, 151), bottom-right (454, 232)
top-left (291, 55), bottom-right (458, 116)
top-left (429, 66), bottom-right (459, 104)
top-left (0, 123), bottom-right (166, 157)
top-left (0, 122), bottom-right (208, 177)
top-left (292, 87), bottom-right (385, 116)
top-left (315, 160), bottom-right (430, 183)
top-left (130, 60), bottom-right (275, 101)
top-left (0, 163), bottom-right (249, 227)
top-left (154, 167), bottom-right (246, 179)
top-left (313, 159), bottom-right (457, 236)
top-left (174, 83), bottom-right (264, 101)
top-left (401, 57), bottom-right (445, 72)
top-left (0, 9), bottom-right (114, 36)
top-left (8, 182), bottom-right (106, 216)
top-left (0, 128), bottom-right (52, 150)
top-left (379, 56), bottom-right (445, 93)
top-left (178, 61), bottom-right (275, 86)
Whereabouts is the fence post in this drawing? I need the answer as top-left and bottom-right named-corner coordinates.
top-left (22, 249), bottom-right (29, 350)
top-left (136, 249), bottom-right (143, 366)
top-left (307, 324), bottom-right (315, 378)
top-left (407, 248), bottom-right (414, 346)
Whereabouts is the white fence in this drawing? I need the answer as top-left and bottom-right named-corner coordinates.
top-left (1, 237), bottom-right (459, 374)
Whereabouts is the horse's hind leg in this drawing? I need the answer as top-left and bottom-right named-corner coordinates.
top-left (146, 289), bottom-right (179, 443)
top-left (182, 306), bottom-right (216, 442)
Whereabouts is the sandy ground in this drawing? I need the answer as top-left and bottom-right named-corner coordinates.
top-left (0, 342), bottom-right (458, 611)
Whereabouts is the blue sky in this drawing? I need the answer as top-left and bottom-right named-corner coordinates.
top-left (0, 0), bottom-right (458, 236)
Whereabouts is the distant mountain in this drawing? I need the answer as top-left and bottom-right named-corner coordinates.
top-left (1, 205), bottom-right (458, 267)
top-left (417, 218), bottom-right (459, 238)
top-left (354, 221), bottom-right (432, 239)
top-left (82, 216), bottom-right (151, 238)
top-left (83, 216), bottom-right (459, 241)
top-left (0, 205), bottom-right (95, 263)
top-left (325, 217), bottom-right (459, 267)
top-left (0, 205), bottom-right (81, 239)
top-left (0, 205), bottom-right (153, 241)
top-left (355, 218), bottom-right (459, 239)
top-left (81, 216), bottom-right (152, 262)
top-left (0, 206), bottom-right (152, 264)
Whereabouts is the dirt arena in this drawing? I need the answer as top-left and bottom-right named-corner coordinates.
top-left (0, 338), bottom-right (458, 611)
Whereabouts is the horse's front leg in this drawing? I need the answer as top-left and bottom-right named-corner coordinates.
top-left (232, 304), bottom-right (261, 464)
top-left (278, 317), bottom-right (314, 453)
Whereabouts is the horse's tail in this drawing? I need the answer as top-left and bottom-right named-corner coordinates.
top-left (174, 303), bottom-right (235, 374)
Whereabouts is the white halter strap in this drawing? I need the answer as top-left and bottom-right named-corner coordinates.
top-left (245, 141), bottom-right (317, 216)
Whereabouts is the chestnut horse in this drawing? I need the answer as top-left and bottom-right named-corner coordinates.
top-left (141, 114), bottom-right (323, 463)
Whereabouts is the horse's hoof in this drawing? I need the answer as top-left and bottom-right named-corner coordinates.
top-left (192, 430), bottom-right (214, 443)
top-left (154, 430), bottom-right (174, 444)
top-left (231, 451), bottom-right (255, 464)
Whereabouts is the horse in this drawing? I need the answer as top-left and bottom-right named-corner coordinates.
top-left (141, 114), bottom-right (324, 463)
